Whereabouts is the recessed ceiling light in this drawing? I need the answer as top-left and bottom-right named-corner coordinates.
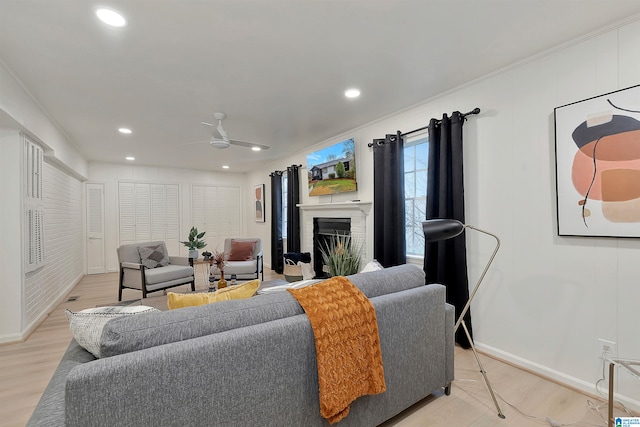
top-left (118, 128), bottom-right (132, 134)
top-left (222, 165), bottom-right (230, 169)
top-left (96, 7), bottom-right (127, 27)
top-left (125, 156), bottom-right (135, 161)
top-left (251, 147), bottom-right (261, 152)
top-left (344, 88), bottom-right (361, 98)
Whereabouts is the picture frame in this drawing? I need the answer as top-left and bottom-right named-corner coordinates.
top-left (554, 84), bottom-right (640, 237)
top-left (254, 184), bottom-right (265, 222)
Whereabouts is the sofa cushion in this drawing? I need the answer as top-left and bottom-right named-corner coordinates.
top-left (347, 263), bottom-right (425, 298)
top-left (228, 239), bottom-right (257, 261)
top-left (65, 305), bottom-right (160, 358)
top-left (100, 291), bottom-right (307, 357)
top-left (98, 264), bottom-right (425, 358)
top-left (167, 279), bottom-right (260, 309)
top-left (138, 243), bottom-right (170, 269)
top-left (144, 264), bottom-right (194, 285)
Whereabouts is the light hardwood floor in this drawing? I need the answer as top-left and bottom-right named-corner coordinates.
top-left (0, 270), bottom-right (633, 427)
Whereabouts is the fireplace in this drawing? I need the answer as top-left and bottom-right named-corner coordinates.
top-left (312, 217), bottom-right (351, 278)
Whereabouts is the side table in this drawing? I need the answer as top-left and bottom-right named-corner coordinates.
top-left (189, 258), bottom-right (213, 288)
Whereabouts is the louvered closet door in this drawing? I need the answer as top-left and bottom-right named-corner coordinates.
top-left (118, 182), bottom-right (136, 245)
top-left (86, 183), bottom-right (105, 274)
top-left (191, 185), bottom-right (242, 252)
top-left (119, 182), bottom-right (180, 253)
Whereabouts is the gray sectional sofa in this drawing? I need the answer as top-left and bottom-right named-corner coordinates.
top-left (28, 264), bottom-right (454, 427)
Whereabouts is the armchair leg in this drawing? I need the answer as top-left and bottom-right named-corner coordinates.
top-left (118, 265), bottom-right (125, 302)
top-left (190, 280), bottom-right (195, 292)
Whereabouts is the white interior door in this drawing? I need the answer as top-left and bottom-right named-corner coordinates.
top-left (87, 183), bottom-right (105, 274)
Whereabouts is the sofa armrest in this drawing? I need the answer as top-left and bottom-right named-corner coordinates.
top-left (121, 262), bottom-right (142, 270)
top-left (169, 256), bottom-right (190, 266)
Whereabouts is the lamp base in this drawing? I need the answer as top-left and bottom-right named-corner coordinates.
top-left (460, 320), bottom-right (505, 419)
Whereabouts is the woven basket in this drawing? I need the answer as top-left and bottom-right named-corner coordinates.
top-left (284, 259), bottom-right (303, 282)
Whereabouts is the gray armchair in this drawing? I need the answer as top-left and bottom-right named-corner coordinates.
top-left (210, 238), bottom-right (263, 281)
top-left (117, 241), bottom-right (195, 300)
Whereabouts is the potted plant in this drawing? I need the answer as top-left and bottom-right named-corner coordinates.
top-left (319, 233), bottom-right (363, 277)
top-left (180, 226), bottom-right (207, 259)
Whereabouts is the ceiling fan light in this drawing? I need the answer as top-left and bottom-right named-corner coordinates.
top-left (222, 165), bottom-right (230, 169)
top-left (252, 147), bottom-right (261, 152)
top-left (118, 127), bottom-right (132, 134)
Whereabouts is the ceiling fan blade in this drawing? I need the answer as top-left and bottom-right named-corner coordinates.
top-left (229, 139), bottom-right (271, 150)
top-left (179, 140), bottom-right (210, 146)
top-left (217, 122), bottom-right (229, 141)
top-left (201, 121), bottom-right (215, 127)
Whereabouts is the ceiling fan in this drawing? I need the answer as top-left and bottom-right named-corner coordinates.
top-left (183, 112), bottom-right (270, 150)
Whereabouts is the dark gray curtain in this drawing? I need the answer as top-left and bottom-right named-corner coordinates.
top-left (372, 131), bottom-right (406, 267)
top-left (269, 171), bottom-right (284, 274)
top-left (286, 165), bottom-right (301, 253)
top-left (423, 111), bottom-right (472, 348)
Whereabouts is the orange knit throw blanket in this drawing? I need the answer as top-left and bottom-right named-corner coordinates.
top-left (288, 276), bottom-right (386, 424)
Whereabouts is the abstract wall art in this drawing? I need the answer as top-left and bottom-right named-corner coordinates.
top-left (554, 84), bottom-right (640, 237)
top-left (254, 184), bottom-right (265, 222)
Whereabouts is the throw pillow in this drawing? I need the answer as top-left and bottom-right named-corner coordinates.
top-left (228, 239), bottom-right (256, 261)
top-left (167, 278), bottom-right (261, 309)
top-left (138, 244), bottom-right (170, 269)
top-left (360, 259), bottom-right (384, 273)
top-left (66, 305), bottom-right (160, 358)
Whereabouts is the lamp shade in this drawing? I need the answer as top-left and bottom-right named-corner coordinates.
top-left (421, 219), bottom-right (465, 242)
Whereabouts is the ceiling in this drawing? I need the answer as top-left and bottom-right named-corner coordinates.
top-left (2, 1), bottom-right (640, 173)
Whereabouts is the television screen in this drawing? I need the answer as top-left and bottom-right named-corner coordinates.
top-left (306, 138), bottom-right (357, 196)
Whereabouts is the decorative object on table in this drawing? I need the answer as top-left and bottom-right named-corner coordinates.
top-left (422, 219), bottom-right (505, 419)
top-left (202, 251), bottom-right (212, 261)
top-left (211, 249), bottom-right (228, 288)
top-left (230, 274), bottom-right (237, 286)
top-left (254, 184), bottom-right (265, 222)
top-left (554, 84), bottom-right (640, 237)
top-left (319, 233), bottom-right (363, 277)
top-left (283, 252), bottom-right (312, 282)
top-left (180, 226), bottom-right (207, 259)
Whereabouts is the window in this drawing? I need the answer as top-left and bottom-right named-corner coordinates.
top-left (404, 135), bottom-right (428, 257)
top-left (282, 172), bottom-right (288, 245)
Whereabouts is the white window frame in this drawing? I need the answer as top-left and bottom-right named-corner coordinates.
top-left (404, 132), bottom-right (428, 260)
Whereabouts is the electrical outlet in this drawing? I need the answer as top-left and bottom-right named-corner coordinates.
top-left (597, 339), bottom-right (617, 360)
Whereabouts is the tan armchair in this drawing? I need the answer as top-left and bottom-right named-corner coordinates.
top-left (210, 238), bottom-right (263, 281)
top-left (117, 241), bottom-right (195, 300)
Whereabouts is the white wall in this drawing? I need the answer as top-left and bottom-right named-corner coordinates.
top-left (88, 162), bottom-right (247, 272)
top-left (0, 131), bottom-right (25, 342)
top-left (0, 61), bottom-right (88, 342)
top-left (0, 62), bottom-right (87, 180)
top-left (246, 19), bottom-right (640, 409)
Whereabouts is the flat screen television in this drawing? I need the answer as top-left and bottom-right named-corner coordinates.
top-left (306, 138), bottom-right (357, 196)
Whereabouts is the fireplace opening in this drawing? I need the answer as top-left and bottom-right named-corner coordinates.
top-left (313, 217), bottom-right (351, 279)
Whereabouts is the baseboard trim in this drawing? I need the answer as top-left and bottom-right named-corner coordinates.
top-left (0, 273), bottom-right (83, 345)
top-left (475, 342), bottom-right (640, 413)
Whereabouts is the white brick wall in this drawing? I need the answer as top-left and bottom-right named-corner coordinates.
top-left (24, 161), bottom-right (83, 327)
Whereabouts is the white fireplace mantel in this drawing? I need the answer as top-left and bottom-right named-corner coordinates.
top-left (296, 201), bottom-right (372, 215)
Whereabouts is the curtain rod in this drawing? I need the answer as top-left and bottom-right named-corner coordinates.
top-left (401, 107), bottom-right (481, 138)
top-left (270, 164), bottom-right (302, 175)
top-left (366, 107), bottom-right (480, 148)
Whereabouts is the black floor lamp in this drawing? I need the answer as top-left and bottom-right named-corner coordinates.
top-left (422, 219), bottom-right (506, 419)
